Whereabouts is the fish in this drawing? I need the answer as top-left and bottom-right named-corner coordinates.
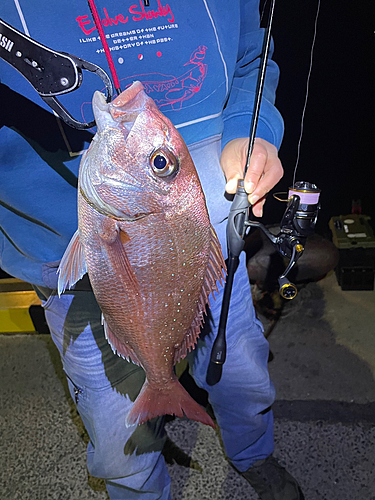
top-left (57, 81), bottom-right (225, 428)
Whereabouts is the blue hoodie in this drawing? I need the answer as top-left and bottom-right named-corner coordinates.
top-left (0, 0), bottom-right (283, 286)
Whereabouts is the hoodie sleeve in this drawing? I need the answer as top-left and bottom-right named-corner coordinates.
top-left (222, 0), bottom-right (284, 150)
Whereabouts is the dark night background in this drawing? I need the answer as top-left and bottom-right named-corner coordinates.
top-left (263, 0), bottom-right (375, 236)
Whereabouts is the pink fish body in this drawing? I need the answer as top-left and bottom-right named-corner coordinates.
top-left (58, 81), bottom-right (225, 428)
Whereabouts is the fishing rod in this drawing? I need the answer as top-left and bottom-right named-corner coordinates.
top-left (206, 0), bottom-right (321, 386)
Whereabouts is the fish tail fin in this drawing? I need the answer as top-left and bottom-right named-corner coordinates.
top-left (127, 378), bottom-right (215, 429)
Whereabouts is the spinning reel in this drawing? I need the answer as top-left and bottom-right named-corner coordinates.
top-left (248, 181), bottom-right (321, 299)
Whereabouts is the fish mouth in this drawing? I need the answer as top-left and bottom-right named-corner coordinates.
top-left (93, 81), bottom-right (148, 137)
top-left (82, 83), bottom-right (160, 221)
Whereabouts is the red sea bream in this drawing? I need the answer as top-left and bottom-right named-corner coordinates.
top-left (58, 81), bottom-right (225, 428)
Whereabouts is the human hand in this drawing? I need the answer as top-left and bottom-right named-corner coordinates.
top-left (220, 137), bottom-right (284, 217)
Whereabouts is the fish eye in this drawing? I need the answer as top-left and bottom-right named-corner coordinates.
top-left (150, 149), bottom-right (178, 178)
top-left (153, 154), bottom-right (167, 170)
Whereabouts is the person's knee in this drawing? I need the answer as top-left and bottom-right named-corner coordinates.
top-left (86, 409), bottom-right (167, 481)
top-left (71, 369), bottom-right (166, 481)
top-left (87, 436), bottom-right (165, 481)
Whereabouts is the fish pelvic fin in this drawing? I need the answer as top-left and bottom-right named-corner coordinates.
top-left (57, 230), bottom-right (87, 296)
top-left (126, 378), bottom-right (215, 429)
top-left (174, 226), bottom-right (226, 364)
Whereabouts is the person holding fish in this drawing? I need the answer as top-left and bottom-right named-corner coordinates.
top-left (0, 0), bottom-right (304, 499)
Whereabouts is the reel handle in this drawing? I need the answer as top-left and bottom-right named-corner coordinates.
top-left (278, 276), bottom-right (298, 300)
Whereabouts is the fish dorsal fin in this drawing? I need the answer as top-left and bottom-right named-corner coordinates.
top-left (174, 226), bottom-right (226, 364)
top-left (57, 230), bottom-right (87, 296)
top-left (102, 314), bottom-right (142, 367)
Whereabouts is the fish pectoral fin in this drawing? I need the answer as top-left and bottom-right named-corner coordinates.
top-left (102, 314), bottom-right (142, 366)
top-left (57, 230), bottom-right (87, 296)
top-left (120, 229), bottom-right (131, 245)
top-left (102, 224), bottom-right (140, 301)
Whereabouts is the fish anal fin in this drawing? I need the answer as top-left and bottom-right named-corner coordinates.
top-left (57, 230), bottom-right (87, 296)
top-left (174, 316), bottom-right (203, 365)
top-left (126, 378), bottom-right (215, 429)
top-left (102, 315), bottom-right (141, 366)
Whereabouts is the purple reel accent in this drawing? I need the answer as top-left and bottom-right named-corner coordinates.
top-left (288, 189), bottom-right (320, 204)
top-left (288, 181), bottom-right (320, 205)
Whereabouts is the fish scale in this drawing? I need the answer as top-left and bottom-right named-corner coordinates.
top-left (58, 81), bottom-right (225, 428)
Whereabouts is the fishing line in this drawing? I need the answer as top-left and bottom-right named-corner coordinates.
top-left (13, 0), bottom-right (30, 36)
top-left (292, 0), bottom-right (321, 186)
top-left (259, 0), bottom-right (269, 24)
top-left (87, 0), bottom-right (122, 95)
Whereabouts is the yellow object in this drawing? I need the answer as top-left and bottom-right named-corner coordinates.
top-left (279, 282), bottom-right (298, 300)
top-left (0, 279), bottom-right (41, 333)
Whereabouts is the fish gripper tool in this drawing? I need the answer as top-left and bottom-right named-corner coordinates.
top-left (0, 17), bottom-right (113, 129)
